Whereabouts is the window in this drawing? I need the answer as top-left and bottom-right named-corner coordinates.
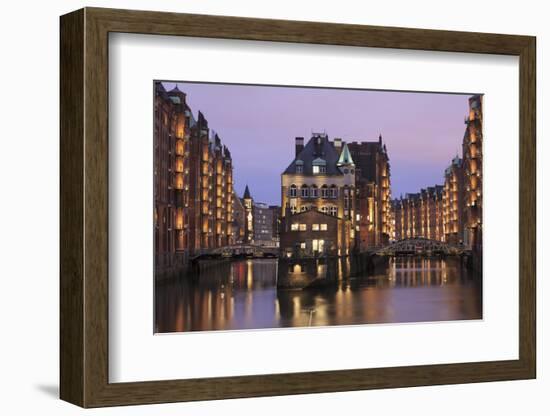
top-left (312, 239), bottom-right (325, 252)
top-left (291, 223), bottom-right (299, 231)
top-left (312, 165), bottom-right (319, 174)
top-left (300, 242), bottom-right (306, 249)
top-left (320, 206), bottom-right (328, 214)
top-left (301, 205), bottom-right (309, 212)
top-left (320, 224), bottom-right (328, 231)
top-left (296, 165), bottom-right (303, 173)
top-left (299, 224), bottom-right (307, 231)
top-left (310, 186), bottom-right (318, 198)
top-left (312, 224), bottom-right (320, 231)
top-left (319, 166), bottom-right (326, 173)
top-left (289, 185), bottom-right (297, 197)
top-left (301, 186), bottom-right (309, 198)
top-left (330, 186), bottom-right (338, 198)
top-left (321, 186), bottom-right (328, 198)
top-left (329, 206), bottom-right (337, 216)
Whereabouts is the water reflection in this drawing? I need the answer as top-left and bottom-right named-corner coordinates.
top-left (155, 257), bottom-right (482, 333)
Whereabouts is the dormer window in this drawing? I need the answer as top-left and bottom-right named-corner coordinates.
top-left (295, 159), bottom-right (304, 174)
top-left (312, 158), bottom-right (326, 175)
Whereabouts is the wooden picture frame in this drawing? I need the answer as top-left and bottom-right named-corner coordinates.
top-left (60, 7), bottom-right (536, 408)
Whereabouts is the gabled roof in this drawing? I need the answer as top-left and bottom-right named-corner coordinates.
top-left (283, 135), bottom-right (342, 175)
top-left (285, 208), bottom-right (341, 221)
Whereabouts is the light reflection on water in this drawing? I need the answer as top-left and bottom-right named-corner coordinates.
top-left (155, 257), bottom-right (482, 333)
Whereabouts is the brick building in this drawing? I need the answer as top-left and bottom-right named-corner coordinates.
top-left (443, 156), bottom-right (465, 244)
top-left (280, 209), bottom-right (341, 257)
top-left (347, 135), bottom-right (392, 249)
top-left (462, 95), bottom-right (483, 250)
top-left (392, 187), bottom-right (444, 242)
top-left (391, 95), bottom-right (482, 248)
top-left (154, 82), bottom-right (234, 276)
top-left (280, 133), bottom-right (357, 256)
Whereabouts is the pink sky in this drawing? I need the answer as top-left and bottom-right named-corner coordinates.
top-left (162, 81), bottom-right (476, 205)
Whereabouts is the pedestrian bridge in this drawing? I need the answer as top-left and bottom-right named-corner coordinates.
top-left (374, 237), bottom-right (469, 256)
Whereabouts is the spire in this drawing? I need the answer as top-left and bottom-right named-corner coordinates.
top-left (379, 133), bottom-right (382, 144)
top-left (169, 84), bottom-right (182, 93)
top-left (243, 185), bottom-right (251, 199)
top-left (337, 142), bottom-right (355, 166)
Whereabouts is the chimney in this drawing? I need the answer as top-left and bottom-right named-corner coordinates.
top-left (333, 138), bottom-right (342, 153)
top-left (295, 137), bottom-right (304, 157)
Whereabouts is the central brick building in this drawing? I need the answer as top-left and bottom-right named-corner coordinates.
top-left (280, 133), bottom-right (357, 257)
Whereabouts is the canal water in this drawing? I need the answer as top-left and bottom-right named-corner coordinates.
top-left (155, 257), bottom-right (482, 333)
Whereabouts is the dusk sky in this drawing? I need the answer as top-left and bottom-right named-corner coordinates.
top-left (162, 81), bottom-right (473, 206)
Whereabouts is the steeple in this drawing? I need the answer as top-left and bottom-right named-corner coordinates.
top-left (337, 142), bottom-right (355, 167)
top-left (169, 84), bottom-right (182, 94)
top-left (243, 185), bottom-right (251, 199)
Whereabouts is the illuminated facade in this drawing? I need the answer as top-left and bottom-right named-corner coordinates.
top-left (280, 133), bottom-right (357, 256)
top-left (462, 95), bottom-right (483, 250)
top-left (154, 82), bottom-right (234, 275)
top-left (443, 156), bottom-right (465, 244)
top-left (391, 95), bottom-right (482, 249)
top-left (348, 136), bottom-right (392, 249)
top-left (232, 191), bottom-right (246, 244)
top-left (392, 187), bottom-right (444, 242)
top-left (242, 185), bottom-right (254, 243)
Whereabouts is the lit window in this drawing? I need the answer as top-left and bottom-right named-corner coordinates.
top-left (312, 165), bottom-right (319, 174)
top-left (320, 224), bottom-right (328, 231)
top-left (300, 242), bottom-right (306, 249)
top-left (291, 223), bottom-right (299, 231)
top-left (299, 224), bottom-right (307, 231)
top-left (312, 224), bottom-right (320, 231)
top-left (329, 206), bottom-right (337, 216)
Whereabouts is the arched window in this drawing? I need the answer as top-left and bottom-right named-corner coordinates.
top-left (330, 185), bottom-right (338, 198)
top-left (289, 184), bottom-right (297, 197)
top-left (301, 185), bottom-right (309, 198)
top-left (321, 185), bottom-right (329, 198)
top-left (310, 185), bottom-right (318, 198)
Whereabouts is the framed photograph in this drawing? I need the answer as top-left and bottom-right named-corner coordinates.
top-left (60, 7), bottom-right (536, 407)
